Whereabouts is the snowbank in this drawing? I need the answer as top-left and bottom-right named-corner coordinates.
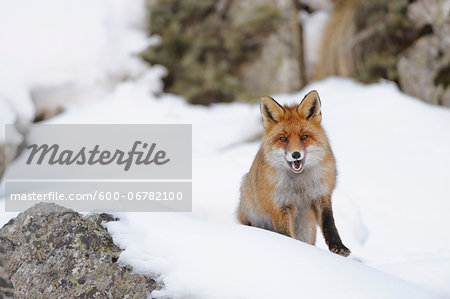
top-left (106, 212), bottom-right (437, 299)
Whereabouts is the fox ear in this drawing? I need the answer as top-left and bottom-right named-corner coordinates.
top-left (260, 96), bottom-right (284, 128)
top-left (298, 90), bottom-right (322, 122)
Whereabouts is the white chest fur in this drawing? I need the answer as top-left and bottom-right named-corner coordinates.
top-left (272, 165), bottom-right (330, 209)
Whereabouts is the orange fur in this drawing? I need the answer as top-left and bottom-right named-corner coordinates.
top-left (237, 91), bottom-right (350, 256)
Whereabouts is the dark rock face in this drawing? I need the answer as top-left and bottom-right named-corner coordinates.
top-left (0, 203), bottom-right (161, 298)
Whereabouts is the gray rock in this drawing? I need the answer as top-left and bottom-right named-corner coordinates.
top-left (233, 0), bottom-right (306, 96)
top-left (0, 239), bottom-right (13, 299)
top-left (397, 35), bottom-right (448, 106)
top-left (314, 0), bottom-right (450, 107)
top-left (0, 203), bottom-right (161, 298)
top-left (397, 0), bottom-right (450, 107)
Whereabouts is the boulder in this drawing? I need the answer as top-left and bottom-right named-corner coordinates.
top-left (0, 203), bottom-right (161, 298)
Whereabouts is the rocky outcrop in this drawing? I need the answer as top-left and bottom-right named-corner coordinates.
top-left (0, 203), bottom-right (161, 298)
top-left (315, 0), bottom-right (450, 108)
top-left (234, 0), bottom-right (306, 98)
top-left (143, 0), bottom-right (306, 104)
top-left (397, 0), bottom-right (450, 107)
top-left (316, 0), bottom-right (418, 83)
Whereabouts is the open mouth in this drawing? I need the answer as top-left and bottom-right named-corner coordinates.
top-left (289, 160), bottom-right (303, 173)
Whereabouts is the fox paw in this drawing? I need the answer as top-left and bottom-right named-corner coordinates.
top-left (329, 244), bottom-right (351, 257)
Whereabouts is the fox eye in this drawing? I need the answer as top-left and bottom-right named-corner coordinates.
top-left (301, 134), bottom-right (308, 140)
top-left (280, 137), bottom-right (288, 143)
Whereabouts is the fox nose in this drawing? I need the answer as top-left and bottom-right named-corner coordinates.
top-left (292, 152), bottom-right (301, 160)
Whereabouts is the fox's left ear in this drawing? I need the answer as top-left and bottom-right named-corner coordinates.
top-left (260, 96), bottom-right (284, 129)
top-left (298, 90), bottom-right (322, 122)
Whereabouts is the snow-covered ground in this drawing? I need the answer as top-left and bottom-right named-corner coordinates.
top-left (1, 0), bottom-right (450, 298)
top-left (2, 73), bottom-right (450, 298)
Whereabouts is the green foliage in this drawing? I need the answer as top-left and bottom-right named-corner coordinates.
top-left (142, 0), bottom-right (281, 105)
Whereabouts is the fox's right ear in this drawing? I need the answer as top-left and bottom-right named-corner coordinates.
top-left (260, 96), bottom-right (284, 129)
top-left (298, 90), bottom-right (322, 122)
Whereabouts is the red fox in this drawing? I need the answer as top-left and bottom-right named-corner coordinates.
top-left (237, 91), bottom-right (350, 256)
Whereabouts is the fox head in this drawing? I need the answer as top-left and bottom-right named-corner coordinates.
top-left (260, 91), bottom-right (331, 174)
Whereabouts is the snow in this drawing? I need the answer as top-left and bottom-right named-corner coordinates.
top-left (300, 10), bottom-right (331, 80)
top-left (376, 254), bottom-right (450, 296)
top-left (1, 0), bottom-right (450, 298)
top-left (2, 74), bottom-right (449, 298)
top-left (0, 0), bottom-right (149, 125)
top-left (105, 212), bottom-right (436, 299)
top-left (299, 0), bottom-right (333, 12)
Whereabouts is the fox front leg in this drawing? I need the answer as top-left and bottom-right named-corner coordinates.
top-left (271, 205), bottom-right (297, 238)
top-left (319, 198), bottom-right (351, 257)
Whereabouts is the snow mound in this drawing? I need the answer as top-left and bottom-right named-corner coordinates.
top-left (106, 212), bottom-right (438, 299)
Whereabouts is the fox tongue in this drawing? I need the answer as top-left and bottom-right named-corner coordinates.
top-left (292, 160), bottom-right (302, 171)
